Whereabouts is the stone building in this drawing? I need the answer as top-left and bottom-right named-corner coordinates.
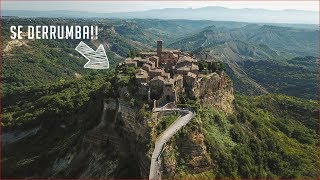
top-left (124, 58), bottom-right (137, 67)
top-left (149, 68), bottom-right (166, 79)
top-left (139, 52), bottom-right (157, 58)
top-left (142, 64), bottom-right (152, 72)
top-left (173, 75), bottom-right (183, 92)
top-left (150, 76), bottom-right (165, 99)
top-left (184, 72), bottom-right (198, 97)
top-left (119, 40), bottom-right (208, 108)
top-left (135, 69), bottom-right (148, 84)
top-left (174, 56), bottom-right (199, 75)
top-left (158, 79), bottom-right (176, 105)
top-left (149, 56), bottom-right (159, 68)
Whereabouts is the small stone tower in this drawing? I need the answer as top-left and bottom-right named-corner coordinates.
top-left (157, 40), bottom-right (163, 56)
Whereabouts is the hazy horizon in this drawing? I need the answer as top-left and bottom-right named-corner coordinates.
top-left (3, 1), bottom-right (319, 13)
top-left (3, 1), bottom-right (319, 25)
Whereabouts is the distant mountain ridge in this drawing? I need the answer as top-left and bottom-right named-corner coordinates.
top-left (169, 24), bottom-right (318, 57)
top-left (3, 6), bottom-right (318, 24)
top-left (168, 23), bottom-right (317, 98)
top-left (2, 18), bottom-right (317, 99)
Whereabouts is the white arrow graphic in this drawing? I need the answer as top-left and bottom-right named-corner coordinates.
top-left (75, 41), bottom-right (109, 69)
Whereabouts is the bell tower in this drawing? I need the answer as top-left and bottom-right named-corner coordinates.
top-left (157, 40), bottom-right (163, 56)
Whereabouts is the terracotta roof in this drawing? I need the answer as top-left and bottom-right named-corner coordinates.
top-left (186, 72), bottom-right (197, 78)
top-left (177, 56), bottom-right (197, 63)
top-left (162, 49), bottom-right (181, 53)
top-left (150, 68), bottom-right (164, 73)
top-left (133, 57), bottom-right (142, 60)
top-left (191, 64), bottom-right (199, 70)
top-left (177, 66), bottom-right (191, 71)
top-left (139, 52), bottom-right (157, 55)
top-left (151, 76), bottom-right (165, 82)
top-left (136, 73), bottom-right (148, 79)
top-left (137, 68), bottom-right (147, 75)
top-left (164, 78), bottom-right (175, 85)
top-left (149, 56), bottom-right (159, 61)
top-left (136, 68), bottom-right (148, 79)
top-left (124, 58), bottom-right (134, 63)
top-left (139, 59), bottom-right (150, 62)
top-left (176, 64), bottom-right (199, 71)
top-left (143, 64), bottom-right (151, 68)
top-left (162, 72), bottom-right (170, 78)
top-left (124, 58), bottom-right (137, 65)
top-left (173, 74), bottom-right (183, 80)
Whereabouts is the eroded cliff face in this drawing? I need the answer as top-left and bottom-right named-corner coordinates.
top-left (159, 128), bottom-right (214, 178)
top-left (169, 131), bottom-right (212, 172)
top-left (47, 98), bottom-right (151, 178)
top-left (177, 132), bottom-right (213, 173)
top-left (155, 72), bottom-right (235, 178)
top-left (196, 72), bottom-right (235, 114)
top-left (22, 72), bottom-right (234, 179)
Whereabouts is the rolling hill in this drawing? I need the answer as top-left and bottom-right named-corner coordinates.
top-left (168, 24), bottom-right (318, 98)
top-left (2, 17), bottom-right (318, 179)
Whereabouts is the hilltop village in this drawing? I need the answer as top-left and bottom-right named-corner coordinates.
top-left (118, 40), bottom-right (226, 108)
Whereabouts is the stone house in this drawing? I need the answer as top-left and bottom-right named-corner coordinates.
top-left (139, 51), bottom-right (157, 58)
top-left (160, 51), bottom-right (179, 65)
top-left (124, 58), bottom-right (137, 67)
top-left (142, 64), bottom-right (152, 72)
top-left (120, 40), bottom-right (205, 108)
top-left (141, 59), bottom-right (155, 69)
top-left (174, 56), bottom-right (199, 75)
top-left (136, 59), bottom-right (155, 68)
top-left (149, 68), bottom-right (166, 79)
top-left (173, 74), bottom-right (183, 93)
top-left (158, 78), bottom-right (176, 105)
top-left (176, 56), bottom-right (197, 68)
top-left (135, 68), bottom-right (149, 84)
top-left (184, 72), bottom-right (198, 96)
top-left (175, 64), bottom-right (199, 75)
top-left (149, 56), bottom-right (159, 68)
top-left (185, 72), bottom-right (197, 86)
top-left (150, 76), bottom-right (165, 99)
top-left (162, 72), bottom-right (170, 79)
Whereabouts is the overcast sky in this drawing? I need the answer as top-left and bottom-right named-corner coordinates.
top-left (3, 1), bottom-right (319, 12)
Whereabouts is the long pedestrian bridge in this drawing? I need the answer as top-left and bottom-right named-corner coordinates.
top-left (149, 104), bottom-right (194, 180)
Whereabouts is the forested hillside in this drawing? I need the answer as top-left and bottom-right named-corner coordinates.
top-left (161, 94), bottom-right (318, 178)
top-left (3, 18), bottom-right (317, 99)
top-left (3, 78), bottom-right (317, 178)
top-left (169, 24), bottom-right (318, 98)
top-left (2, 18), bottom-right (318, 179)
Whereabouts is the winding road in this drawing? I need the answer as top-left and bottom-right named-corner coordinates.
top-left (149, 107), bottom-right (194, 180)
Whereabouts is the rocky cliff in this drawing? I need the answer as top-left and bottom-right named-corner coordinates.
top-left (3, 70), bottom-right (235, 179)
top-left (196, 72), bottom-right (235, 114)
top-left (152, 71), bottom-right (235, 178)
top-left (41, 98), bottom-right (152, 178)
